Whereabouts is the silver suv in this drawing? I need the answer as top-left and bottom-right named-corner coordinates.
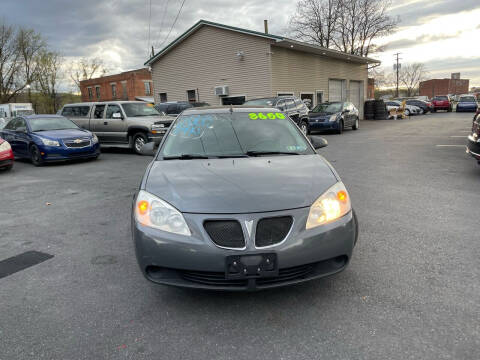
top-left (60, 101), bottom-right (175, 154)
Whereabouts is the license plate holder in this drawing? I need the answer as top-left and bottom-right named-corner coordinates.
top-left (225, 253), bottom-right (278, 279)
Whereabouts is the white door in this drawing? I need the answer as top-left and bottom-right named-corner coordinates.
top-left (329, 80), bottom-right (345, 102)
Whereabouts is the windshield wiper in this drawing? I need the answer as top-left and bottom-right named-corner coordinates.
top-left (163, 154), bottom-right (210, 160)
top-left (245, 151), bottom-right (300, 157)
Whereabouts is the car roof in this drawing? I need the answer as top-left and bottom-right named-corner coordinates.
top-left (182, 105), bottom-right (281, 115)
top-left (23, 115), bottom-right (65, 119)
top-left (63, 101), bottom-right (148, 107)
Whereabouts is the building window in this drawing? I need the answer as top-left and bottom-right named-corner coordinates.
top-left (121, 82), bottom-right (127, 99)
top-left (144, 82), bottom-right (152, 96)
top-left (95, 86), bottom-right (101, 100)
top-left (159, 93), bottom-right (167, 103)
top-left (187, 89), bottom-right (196, 102)
top-left (111, 84), bottom-right (117, 99)
top-left (87, 87), bottom-right (93, 100)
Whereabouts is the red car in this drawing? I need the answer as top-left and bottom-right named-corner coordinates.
top-left (432, 95), bottom-right (452, 112)
top-left (0, 138), bottom-right (14, 171)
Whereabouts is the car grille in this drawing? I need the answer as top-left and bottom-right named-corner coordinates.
top-left (256, 264), bottom-right (314, 286)
top-left (64, 138), bottom-right (91, 148)
top-left (181, 270), bottom-right (248, 287)
top-left (255, 216), bottom-right (293, 247)
top-left (204, 220), bottom-right (245, 249)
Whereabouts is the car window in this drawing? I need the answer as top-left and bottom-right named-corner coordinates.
top-left (76, 106), bottom-right (90, 117)
top-left (276, 100), bottom-right (286, 111)
top-left (284, 99), bottom-right (296, 110)
top-left (122, 103), bottom-right (161, 117)
top-left (311, 103), bottom-right (342, 114)
top-left (160, 112), bottom-right (314, 158)
top-left (166, 104), bottom-right (178, 114)
top-left (16, 118), bottom-right (26, 130)
top-left (155, 104), bottom-right (167, 113)
top-left (3, 118), bottom-right (18, 130)
top-left (106, 104), bottom-right (122, 118)
top-left (243, 98), bottom-right (275, 107)
top-left (93, 105), bottom-right (106, 119)
top-left (62, 107), bottom-right (73, 116)
top-left (434, 96), bottom-right (448, 101)
top-left (460, 96), bottom-right (476, 102)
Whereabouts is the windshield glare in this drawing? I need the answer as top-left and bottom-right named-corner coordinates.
top-left (312, 103), bottom-right (342, 114)
top-left (160, 112), bottom-right (314, 157)
top-left (28, 117), bottom-right (79, 131)
top-left (122, 103), bottom-right (161, 117)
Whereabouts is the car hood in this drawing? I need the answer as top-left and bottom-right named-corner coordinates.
top-left (309, 112), bottom-right (338, 120)
top-left (130, 115), bottom-right (175, 124)
top-left (33, 128), bottom-right (92, 139)
top-left (145, 155), bottom-right (338, 214)
top-left (458, 102), bottom-right (477, 105)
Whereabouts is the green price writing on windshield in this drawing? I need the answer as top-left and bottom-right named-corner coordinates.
top-left (249, 112), bottom-right (285, 120)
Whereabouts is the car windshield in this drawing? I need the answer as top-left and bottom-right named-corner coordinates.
top-left (311, 103), bottom-right (342, 114)
top-left (243, 98), bottom-right (275, 107)
top-left (28, 117), bottom-right (79, 132)
top-left (434, 96), bottom-right (448, 101)
top-left (159, 111), bottom-right (315, 158)
top-left (460, 96), bottom-right (476, 102)
top-left (122, 103), bottom-right (161, 117)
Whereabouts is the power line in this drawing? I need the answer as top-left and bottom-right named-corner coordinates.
top-left (157, 0), bottom-right (187, 50)
top-left (153, 0), bottom-right (171, 50)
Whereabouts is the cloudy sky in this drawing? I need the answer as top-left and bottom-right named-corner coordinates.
top-left (3, 0), bottom-right (480, 88)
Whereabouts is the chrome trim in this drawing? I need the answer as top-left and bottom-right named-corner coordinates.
top-left (62, 138), bottom-right (92, 148)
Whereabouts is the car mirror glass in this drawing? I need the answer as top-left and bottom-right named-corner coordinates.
top-left (139, 142), bottom-right (156, 156)
top-left (308, 136), bottom-right (328, 149)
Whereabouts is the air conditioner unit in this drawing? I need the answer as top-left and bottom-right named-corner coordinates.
top-left (214, 86), bottom-right (229, 96)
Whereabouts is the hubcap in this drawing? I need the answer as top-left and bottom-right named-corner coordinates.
top-left (135, 137), bottom-right (145, 151)
top-left (301, 124), bottom-right (307, 134)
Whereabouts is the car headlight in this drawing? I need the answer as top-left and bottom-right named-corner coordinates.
top-left (151, 124), bottom-right (166, 134)
top-left (91, 133), bottom-right (98, 144)
top-left (306, 182), bottom-right (352, 230)
top-left (135, 190), bottom-right (191, 236)
top-left (0, 141), bottom-right (11, 151)
top-left (40, 138), bottom-right (60, 146)
top-left (329, 114), bottom-right (337, 122)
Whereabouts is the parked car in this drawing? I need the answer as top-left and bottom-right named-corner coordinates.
top-left (243, 96), bottom-right (310, 134)
top-left (154, 101), bottom-right (210, 117)
top-left (405, 99), bottom-right (432, 114)
top-left (0, 138), bottom-right (14, 171)
top-left (432, 96), bottom-right (452, 112)
top-left (415, 96), bottom-right (430, 102)
top-left (60, 101), bottom-right (175, 154)
top-left (132, 106), bottom-right (358, 290)
top-left (385, 101), bottom-right (421, 116)
top-left (308, 102), bottom-right (359, 134)
top-left (456, 95), bottom-right (478, 112)
top-left (0, 115), bottom-right (100, 166)
top-left (467, 110), bottom-right (480, 164)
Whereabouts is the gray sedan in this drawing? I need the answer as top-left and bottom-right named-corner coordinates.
top-left (132, 106), bottom-right (358, 291)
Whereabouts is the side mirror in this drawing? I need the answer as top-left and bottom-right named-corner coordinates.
top-left (139, 142), bottom-right (157, 156)
top-left (112, 112), bottom-right (123, 119)
top-left (16, 127), bottom-right (26, 132)
top-left (308, 136), bottom-right (328, 149)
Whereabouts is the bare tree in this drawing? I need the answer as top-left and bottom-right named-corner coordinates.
top-left (290, 0), bottom-right (399, 56)
top-left (290, 0), bottom-right (340, 48)
top-left (399, 63), bottom-right (428, 97)
top-left (0, 22), bottom-right (23, 103)
top-left (36, 51), bottom-right (62, 113)
top-left (69, 57), bottom-right (107, 91)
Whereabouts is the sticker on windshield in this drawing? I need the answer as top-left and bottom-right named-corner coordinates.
top-left (170, 115), bottom-right (215, 138)
top-left (249, 112), bottom-right (285, 120)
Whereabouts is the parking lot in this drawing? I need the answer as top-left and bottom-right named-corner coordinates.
top-left (0, 112), bottom-right (478, 359)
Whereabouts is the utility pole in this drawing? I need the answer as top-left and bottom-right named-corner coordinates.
top-left (394, 53), bottom-right (401, 98)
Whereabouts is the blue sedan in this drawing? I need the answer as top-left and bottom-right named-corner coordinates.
top-left (0, 115), bottom-right (100, 166)
top-left (456, 95), bottom-right (478, 112)
top-left (308, 102), bottom-right (359, 134)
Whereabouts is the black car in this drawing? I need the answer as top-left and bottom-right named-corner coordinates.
top-left (155, 101), bottom-right (210, 117)
top-left (243, 96), bottom-right (310, 134)
top-left (467, 109), bottom-right (480, 164)
top-left (405, 99), bottom-right (432, 114)
top-left (308, 102), bottom-right (359, 134)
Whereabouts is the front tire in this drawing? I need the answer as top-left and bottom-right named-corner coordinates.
top-left (352, 117), bottom-right (359, 130)
top-left (404, 109), bottom-right (410, 116)
top-left (299, 120), bottom-right (309, 135)
top-left (132, 132), bottom-right (148, 155)
top-left (336, 120), bottom-right (344, 134)
top-left (30, 144), bottom-right (44, 167)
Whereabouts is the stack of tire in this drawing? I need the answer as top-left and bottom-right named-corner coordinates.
top-left (364, 100), bottom-right (375, 119)
top-left (364, 100), bottom-right (388, 120)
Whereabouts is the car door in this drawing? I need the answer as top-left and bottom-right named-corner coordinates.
top-left (1, 118), bottom-right (18, 151)
top-left (14, 118), bottom-right (30, 156)
top-left (90, 104), bottom-right (106, 141)
top-left (98, 104), bottom-right (128, 143)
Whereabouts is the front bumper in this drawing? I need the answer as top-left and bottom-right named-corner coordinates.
top-left (40, 142), bottom-right (100, 162)
top-left (0, 149), bottom-right (14, 168)
top-left (132, 207), bottom-right (358, 291)
top-left (308, 121), bottom-right (340, 131)
top-left (467, 135), bottom-right (480, 162)
top-left (148, 134), bottom-right (164, 145)
top-left (457, 105), bottom-right (478, 112)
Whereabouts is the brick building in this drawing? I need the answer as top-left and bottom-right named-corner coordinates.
top-left (419, 74), bottom-right (469, 98)
top-left (79, 68), bottom-right (154, 102)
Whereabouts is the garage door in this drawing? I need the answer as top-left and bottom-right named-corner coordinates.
top-left (349, 81), bottom-right (362, 110)
top-left (329, 80), bottom-right (345, 102)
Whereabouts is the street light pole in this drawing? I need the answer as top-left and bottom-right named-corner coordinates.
top-left (394, 53), bottom-right (401, 98)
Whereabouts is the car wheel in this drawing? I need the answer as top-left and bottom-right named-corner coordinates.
top-left (30, 144), bottom-right (44, 167)
top-left (3, 164), bottom-right (13, 171)
top-left (299, 120), bottom-right (309, 135)
top-left (404, 109), bottom-right (410, 116)
top-left (133, 133), bottom-right (148, 155)
top-left (419, 109), bottom-right (424, 115)
top-left (352, 117), bottom-right (359, 130)
top-left (336, 120), bottom-right (344, 134)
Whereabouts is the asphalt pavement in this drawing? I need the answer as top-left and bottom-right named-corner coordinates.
top-left (0, 112), bottom-right (478, 360)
